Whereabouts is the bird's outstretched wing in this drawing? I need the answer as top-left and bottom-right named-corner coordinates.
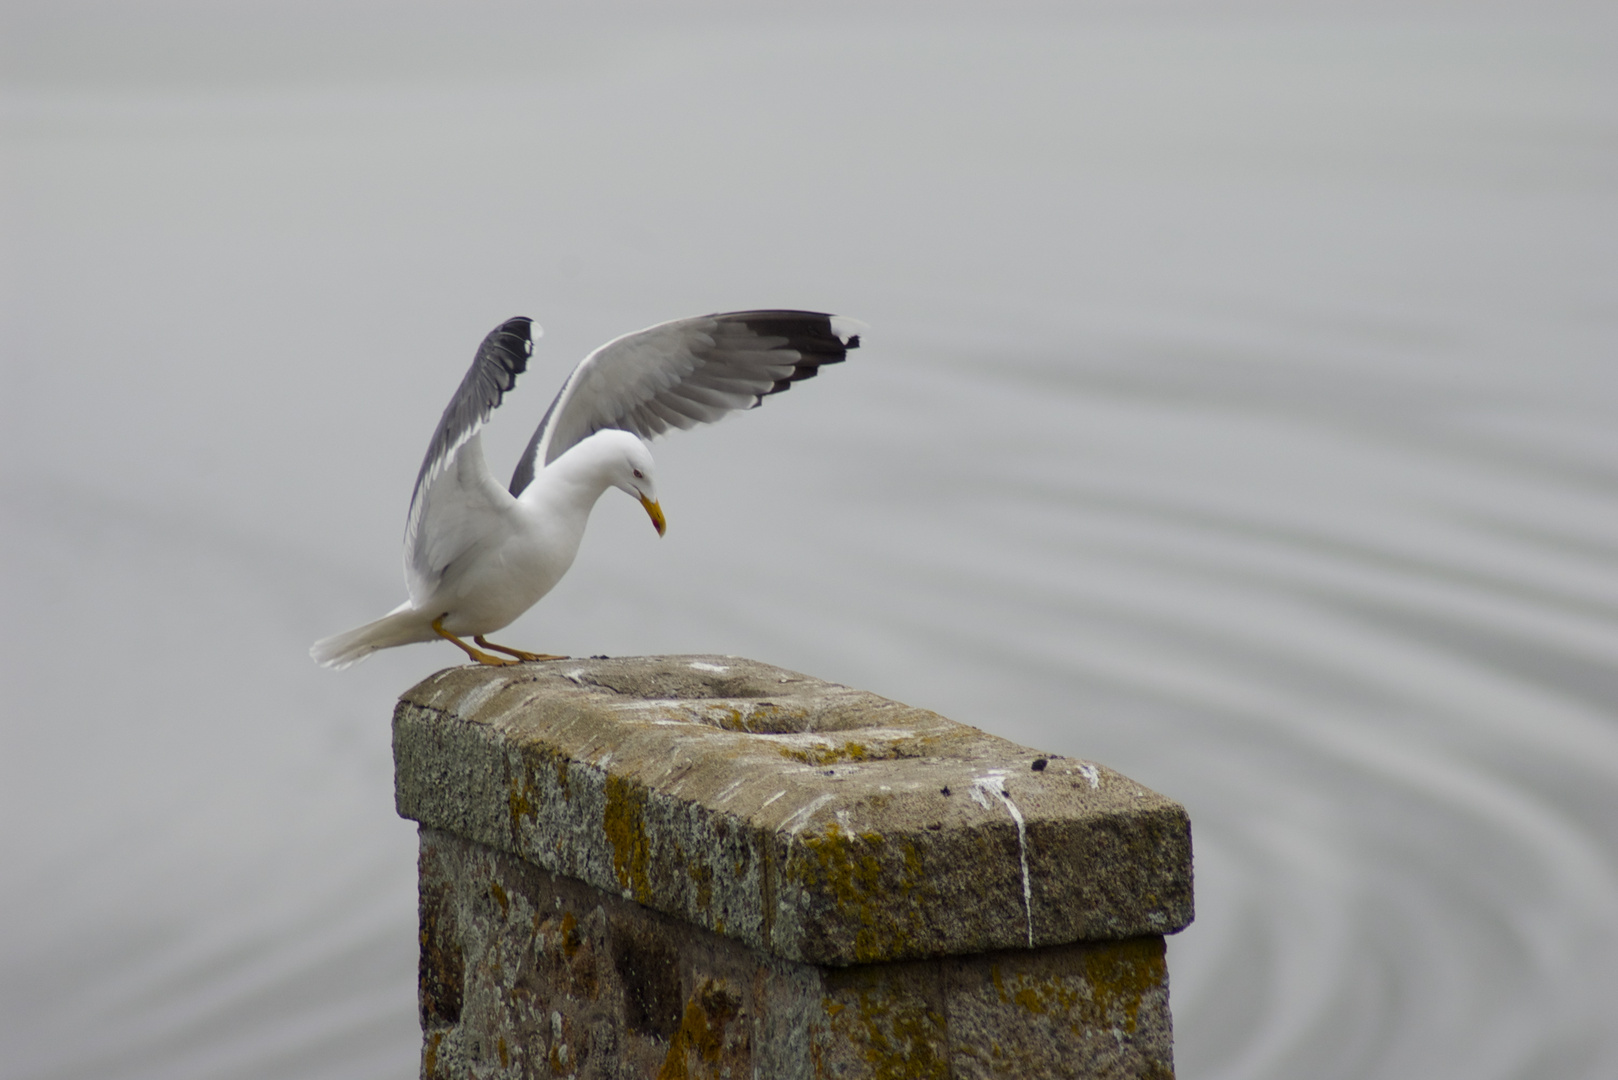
top-left (403, 317), bottom-right (533, 603)
top-left (508, 310), bottom-right (863, 497)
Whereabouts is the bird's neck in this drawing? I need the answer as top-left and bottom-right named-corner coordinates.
top-left (515, 434), bottom-right (621, 514)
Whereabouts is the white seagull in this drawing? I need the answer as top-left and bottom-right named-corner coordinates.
top-left (311, 310), bottom-right (863, 669)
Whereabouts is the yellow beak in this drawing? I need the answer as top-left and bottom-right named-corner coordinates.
top-left (639, 495), bottom-right (667, 536)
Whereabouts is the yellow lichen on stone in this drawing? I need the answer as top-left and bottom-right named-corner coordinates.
top-left (489, 880), bottom-right (509, 918)
top-left (506, 771), bottom-right (536, 839)
top-left (423, 1031), bottom-right (443, 1078)
top-left (559, 910), bottom-right (580, 958)
top-left (687, 859), bottom-right (713, 913)
top-left (506, 751), bottom-right (568, 840)
top-left (902, 839), bottom-right (922, 880)
top-left (656, 979), bottom-right (742, 1080)
top-left (989, 963), bottom-right (1081, 1018)
top-left (698, 701), bottom-right (809, 733)
top-left (1084, 937), bottom-right (1168, 1034)
top-left (776, 733), bottom-right (948, 766)
top-left (989, 943), bottom-right (1162, 1035)
top-left (777, 741), bottom-right (870, 765)
top-left (791, 823), bottom-right (927, 962)
top-left (744, 702), bottom-right (808, 731)
top-left (824, 985), bottom-right (949, 1080)
top-left (1013, 985), bottom-right (1046, 1013)
top-left (603, 774), bottom-right (653, 903)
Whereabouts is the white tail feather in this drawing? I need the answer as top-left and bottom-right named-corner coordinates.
top-left (310, 603), bottom-right (435, 670)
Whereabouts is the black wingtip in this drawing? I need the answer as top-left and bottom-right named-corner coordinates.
top-left (712, 310), bottom-right (864, 401)
top-left (478, 317), bottom-right (534, 386)
top-left (489, 316), bottom-right (534, 355)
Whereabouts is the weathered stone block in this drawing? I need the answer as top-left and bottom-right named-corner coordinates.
top-left (418, 828), bottom-right (1175, 1080)
top-left (395, 655), bottom-right (1192, 1078)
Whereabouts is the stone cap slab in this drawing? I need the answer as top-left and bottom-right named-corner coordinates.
top-left (393, 655), bottom-right (1193, 967)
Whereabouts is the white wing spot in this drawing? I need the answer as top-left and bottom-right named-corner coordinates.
top-left (829, 315), bottom-right (868, 344)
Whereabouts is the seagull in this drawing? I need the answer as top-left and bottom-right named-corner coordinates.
top-left (311, 310), bottom-right (863, 669)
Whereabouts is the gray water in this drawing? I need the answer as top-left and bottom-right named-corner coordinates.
top-left (4, 3), bottom-right (1617, 1077)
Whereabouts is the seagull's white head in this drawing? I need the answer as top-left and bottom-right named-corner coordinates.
top-left (602, 430), bottom-right (665, 536)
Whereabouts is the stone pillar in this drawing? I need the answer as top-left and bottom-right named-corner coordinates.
top-left (394, 656), bottom-right (1193, 1079)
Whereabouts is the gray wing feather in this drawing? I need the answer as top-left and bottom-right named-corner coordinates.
top-left (402, 317), bottom-right (533, 601)
top-left (509, 310), bottom-right (862, 496)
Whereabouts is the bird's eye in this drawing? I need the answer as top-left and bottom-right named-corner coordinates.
top-left (632, 469), bottom-right (644, 479)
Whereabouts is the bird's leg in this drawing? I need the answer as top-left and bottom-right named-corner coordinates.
top-left (474, 636), bottom-right (568, 663)
top-left (432, 617), bottom-right (518, 666)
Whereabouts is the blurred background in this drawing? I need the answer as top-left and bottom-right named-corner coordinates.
top-left (4, 1), bottom-right (1616, 1077)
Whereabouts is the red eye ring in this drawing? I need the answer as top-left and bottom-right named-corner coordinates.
top-left (632, 469), bottom-right (644, 479)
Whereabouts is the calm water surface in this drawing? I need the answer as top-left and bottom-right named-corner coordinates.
top-left (4, 5), bottom-right (1616, 1078)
